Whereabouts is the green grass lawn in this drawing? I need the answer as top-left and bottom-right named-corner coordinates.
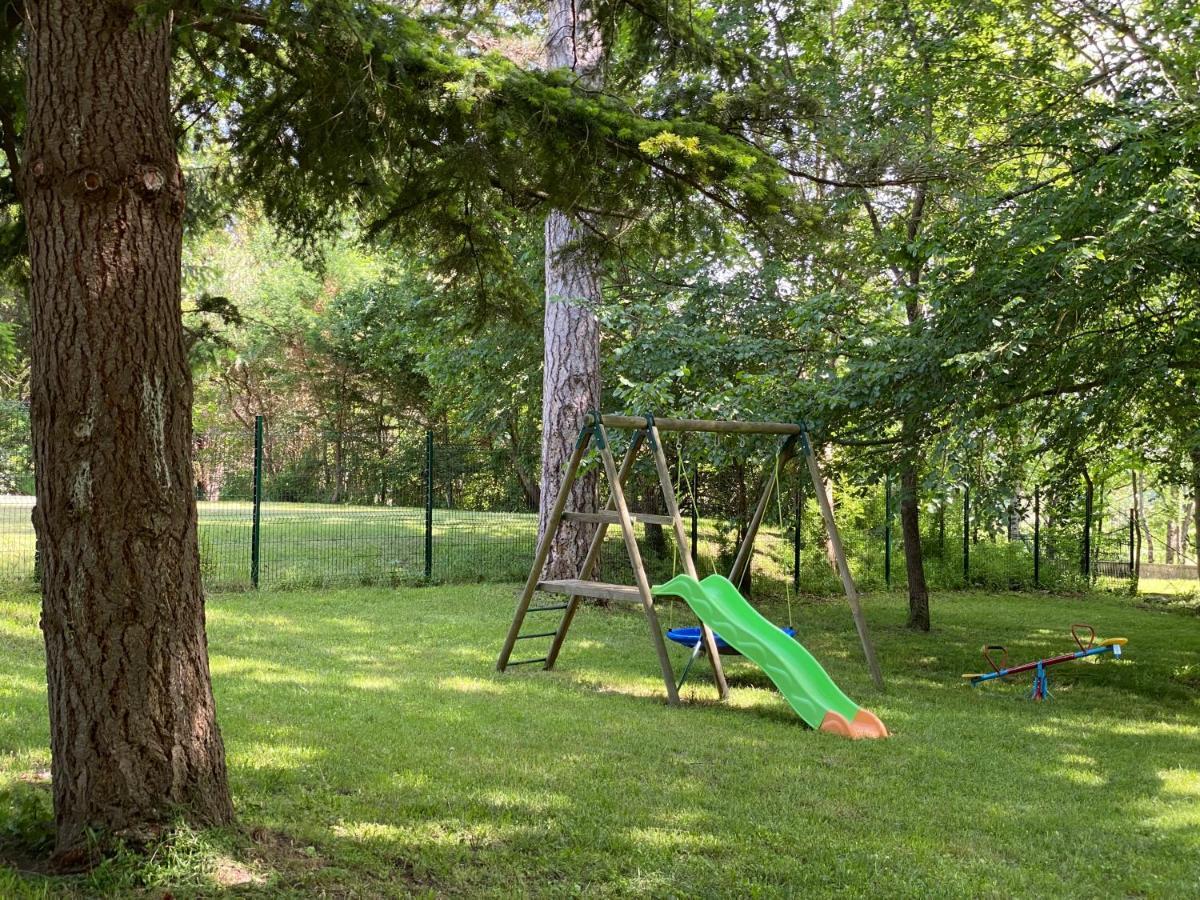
top-left (2, 584), bottom-right (1198, 897)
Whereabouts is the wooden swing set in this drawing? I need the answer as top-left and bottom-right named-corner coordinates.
top-left (496, 413), bottom-right (885, 701)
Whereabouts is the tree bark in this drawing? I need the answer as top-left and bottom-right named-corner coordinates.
top-left (537, 0), bottom-right (603, 579)
top-left (23, 1), bottom-right (233, 854)
top-left (897, 293), bottom-right (929, 625)
top-left (1082, 468), bottom-right (1095, 576)
top-left (733, 460), bottom-right (751, 595)
top-left (641, 480), bottom-right (667, 558)
top-left (1180, 499), bottom-right (1194, 564)
top-left (900, 462), bottom-right (930, 630)
top-left (821, 444), bottom-right (838, 571)
top-left (1136, 470), bottom-right (1155, 563)
top-left (1191, 448), bottom-right (1200, 580)
top-left (505, 417), bottom-right (540, 511)
top-left (332, 433), bottom-right (345, 503)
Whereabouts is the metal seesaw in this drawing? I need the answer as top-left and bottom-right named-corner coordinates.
top-left (962, 624), bottom-right (1128, 700)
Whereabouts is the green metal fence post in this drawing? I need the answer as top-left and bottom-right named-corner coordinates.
top-left (251, 414), bottom-right (263, 589)
top-left (963, 484), bottom-right (970, 584)
top-left (884, 473), bottom-right (892, 590)
top-left (424, 430), bottom-right (434, 580)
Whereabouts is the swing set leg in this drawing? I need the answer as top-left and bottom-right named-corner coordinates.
top-left (676, 640), bottom-right (706, 691)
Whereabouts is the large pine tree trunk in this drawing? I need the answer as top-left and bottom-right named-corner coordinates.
top-left (23, 1), bottom-right (233, 854)
top-left (538, 0), bottom-right (603, 579)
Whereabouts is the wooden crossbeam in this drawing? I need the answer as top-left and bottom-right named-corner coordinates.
top-left (537, 579), bottom-right (643, 603)
top-left (563, 510), bottom-right (675, 526)
top-left (590, 414), bottom-right (802, 436)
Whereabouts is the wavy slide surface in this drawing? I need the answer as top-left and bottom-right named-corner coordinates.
top-left (653, 574), bottom-right (888, 739)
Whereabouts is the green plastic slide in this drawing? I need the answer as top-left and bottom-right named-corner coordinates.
top-left (653, 574), bottom-right (888, 739)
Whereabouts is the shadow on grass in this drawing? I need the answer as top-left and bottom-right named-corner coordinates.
top-left (4, 585), bottom-right (1200, 894)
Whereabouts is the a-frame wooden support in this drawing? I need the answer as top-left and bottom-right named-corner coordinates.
top-left (497, 415), bottom-right (727, 704)
top-left (497, 413), bottom-right (885, 701)
top-left (727, 432), bottom-right (885, 690)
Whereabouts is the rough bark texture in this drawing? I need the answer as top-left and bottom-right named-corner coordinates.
top-left (1191, 448), bottom-right (1200, 579)
top-left (1081, 469), bottom-right (1095, 576)
top-left (641, 481), bottom-right (667, 558)
top-left (23, 1), bottom-right (233, 853)
top-left (505, 415), bottom-right (540, 511)
top-left (1181, 499), bottom-right (1194, 564)
top-left (1136, 470), bottom-right (1155, 563)
top-left (821, 444), bottom-right (838, 571)
top-left (899, 463), bottom-right (930, 630)
top-left (538, 0), bottom-right (603, 579)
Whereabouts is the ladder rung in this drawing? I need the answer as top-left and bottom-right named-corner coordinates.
top-left (529, 603), bottom-right (569, 612)
top-left (537, 579), bottom-right (644, 603)
top-left (563, 510), bottom-right (675, 526)
top-left (516, 631), bottom-right (557, 640)
top-left (507, 657), bottom-right (548, 667)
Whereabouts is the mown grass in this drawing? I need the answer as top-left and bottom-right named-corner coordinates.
top-left (2, 583), bottom-right (1198, 897)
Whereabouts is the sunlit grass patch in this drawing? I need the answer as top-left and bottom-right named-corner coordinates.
top-left (1, 583), bottom-right (1199, 895)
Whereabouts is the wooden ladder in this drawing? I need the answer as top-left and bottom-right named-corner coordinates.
top-left (496, 415), bottom-right (728, 704)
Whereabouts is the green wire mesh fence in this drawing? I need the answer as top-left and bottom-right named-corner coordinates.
top-left (0, 404), bottom-right (1141, 593)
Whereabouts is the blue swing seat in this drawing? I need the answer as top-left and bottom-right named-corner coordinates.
top-left (666, 625), bottom-right (796, 655)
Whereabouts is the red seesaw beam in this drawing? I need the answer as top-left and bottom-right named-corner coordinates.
top-left (963, 639), bottom-right (1127, 686)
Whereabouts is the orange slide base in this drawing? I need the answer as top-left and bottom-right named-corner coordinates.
top-left (819, 708), bottom-right (890, 740)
